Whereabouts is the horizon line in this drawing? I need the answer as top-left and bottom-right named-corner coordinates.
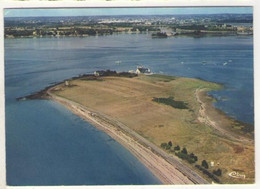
top-left (4, 13), bottom-right (253, 18)
top-left (4, 7), bottom-right (253, 17)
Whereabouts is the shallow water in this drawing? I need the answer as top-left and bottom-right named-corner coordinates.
top-left (6, 100), bottom-right (162, 185)
top-left (5, 34), bottom-right (253, 185)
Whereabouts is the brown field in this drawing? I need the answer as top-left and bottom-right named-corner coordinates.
top-left (51, 74), bottom-right (254, 184)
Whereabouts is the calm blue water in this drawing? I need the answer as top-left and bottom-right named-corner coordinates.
top-left (5, 34), bottom-right (253, 185)
top-left (6, 100), bottom-right (160, 185)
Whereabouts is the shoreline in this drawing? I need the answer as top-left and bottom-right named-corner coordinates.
top-left (46, 88), bottom-right (208, 185)
top-left (5, 32), bottom-right (252, 39)
top-left (195, 89), bottom-right (254, 145)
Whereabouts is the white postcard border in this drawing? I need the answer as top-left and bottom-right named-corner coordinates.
top-left (0, 1), bottom-right (259, 189)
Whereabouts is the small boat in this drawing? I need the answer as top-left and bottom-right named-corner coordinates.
top-left (228, 60), bottom-right (232, 62)
top-left (223, 62), bottom-right (228, 66)
top-left (115, 60), bottom-right (122, 65)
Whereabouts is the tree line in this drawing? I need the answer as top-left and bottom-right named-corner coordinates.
top-left (160, 140), bottom-right (222, 183)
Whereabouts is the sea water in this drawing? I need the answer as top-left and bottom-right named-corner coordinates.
top-left (5, 34), bottom-right (253, 185)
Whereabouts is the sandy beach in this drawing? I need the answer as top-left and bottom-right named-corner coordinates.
top-left (47, 89), bottom-right (208, 184)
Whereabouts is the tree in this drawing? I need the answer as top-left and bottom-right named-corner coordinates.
top-left (161, 142), bottom-right (171, 150)
top-left (174, 145), bottom-right (180, 151)
top-left (213, 169), bottom-right (222, 176)
top-left (202, 160), bottom-right (209, 169)
top-left (189, 153), bottom-right (198, 162)
top-left (168, 141), bottom-right (173, 147)
top-left (181, 147), bottom-right (188, 154)
top-left (165, 144), bottom-right (171, 150)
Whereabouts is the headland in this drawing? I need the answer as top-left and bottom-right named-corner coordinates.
top-left (18, 71), bottom-right (254, 184)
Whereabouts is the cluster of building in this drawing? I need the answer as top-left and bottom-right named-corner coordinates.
top-left (4, 14), bottom-right (253, 38)
top-left (94, 66), bottom-right (152, 77)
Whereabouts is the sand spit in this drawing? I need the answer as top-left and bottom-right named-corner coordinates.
top-left (47, 89), bottom-right (208, 185)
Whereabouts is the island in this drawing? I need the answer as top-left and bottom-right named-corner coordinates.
top-left (18, 71), bottom-right (254, 184)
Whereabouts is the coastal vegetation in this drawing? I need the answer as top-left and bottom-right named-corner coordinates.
top-left (213, 169), bottom-right (222, 176)
top-left (152, 97), bottom-right (188, 109)
top-left (161, 141), bottom-right (202, 165)
top-left (202, 160), bottom-right (209, 169)
top-left (195, 164), bottom-right (221, 183)
top-left (47, 73), bottom-right (254, 184)
top-left (151, 32), bottom-right (168, 38)
top-left (160, 140), bottom-right (223, 182)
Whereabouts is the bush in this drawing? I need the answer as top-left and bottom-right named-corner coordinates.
top-left (168, 141), bottom-right (173, 147)
top-left (181, 147), bottom-right (188, 154)
top-left (160, 142), bottom-right (171, 150)
top-left (187, 157), bottom-right (195, 164)
top-left (202, 160), bottom-right (209, 169)
top-left (165, 144), bottom-right (171, 150)
top-left (189, 153), bottom-right (198, 162)
top-left (161, 142), bottom-right (167, 148)
top-left (195, 165), bottom-right (220, 183)
top-left (175, 152), bottom-right (195, 164)
top-left (118, 72), bottom-right (137, 78)
top-left (175, 152), bottom-right (186, 159)
top-left (213, 169), bottom-right (222, 176)
top-left (174, 145), bottom-right (180, 151)
top-left (195, 164), bottom-right (202, 170)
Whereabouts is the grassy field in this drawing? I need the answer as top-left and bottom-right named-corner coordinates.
top-left (52, 74), bottom-right (254, 184)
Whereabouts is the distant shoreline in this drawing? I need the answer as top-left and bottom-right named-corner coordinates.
top-left (5, 30), bottom-right (253, 39)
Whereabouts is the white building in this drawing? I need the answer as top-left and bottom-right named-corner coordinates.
top-left (136, 66), bottom-right (151, 75)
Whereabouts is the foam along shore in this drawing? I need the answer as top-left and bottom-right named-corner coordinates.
top-left (46, 89), bottom-right (207, 184)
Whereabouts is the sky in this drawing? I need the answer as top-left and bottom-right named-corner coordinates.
top-left (4, 7), bottom-right (253, 17)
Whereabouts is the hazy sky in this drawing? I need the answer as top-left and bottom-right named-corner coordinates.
top-left (4, 7), bottom-right (253, 17)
